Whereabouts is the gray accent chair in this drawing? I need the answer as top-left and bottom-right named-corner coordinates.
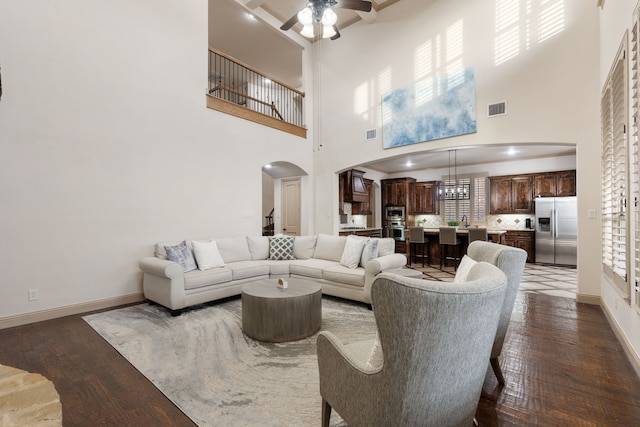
top-left (317, 263), bottom-right (508, 427)
top-left (467, 240), bottom-right (527, 385)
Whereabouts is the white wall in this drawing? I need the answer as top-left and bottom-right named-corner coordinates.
top-left (313, 0), bottom-right (601, 302)
top-left (0, 0), bottom-right (313, 319)
top-left (598, 0), bottom-right (640, 372)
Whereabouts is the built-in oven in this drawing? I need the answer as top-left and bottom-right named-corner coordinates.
top-left (384, 220), bottom-right (406, 241)
top-left (385, 206), bottom-right (406, 221)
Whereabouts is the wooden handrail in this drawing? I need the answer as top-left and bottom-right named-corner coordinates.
top-left (208, 47), bottom-right (305, 98)
top-left (209, 83), bottom-right (285, 120)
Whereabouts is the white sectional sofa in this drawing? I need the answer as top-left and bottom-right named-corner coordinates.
top-left (139, 234), bottom-right (407, 315)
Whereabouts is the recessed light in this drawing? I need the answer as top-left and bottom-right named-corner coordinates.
top-left (246, 13), bottom-right (257, 21)
top-left (506, 148), bottom-right (518, 156)
top-left (264, 164), bottom-right (272, 169)
top-left (406, 161), bottom-right (413, 167)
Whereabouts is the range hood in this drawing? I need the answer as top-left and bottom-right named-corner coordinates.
top-left (343, 169), bottom-right (368, 203)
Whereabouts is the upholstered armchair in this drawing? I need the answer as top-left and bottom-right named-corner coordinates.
top-left (316, 263), bottom-right (508, 427)
top-left (466, 240), bottom-right (527, 385)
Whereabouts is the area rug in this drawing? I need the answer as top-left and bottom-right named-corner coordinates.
top-left (83, 297), bottom-right (377, 427)
top-left (0, 364), bottom-right (63, 426)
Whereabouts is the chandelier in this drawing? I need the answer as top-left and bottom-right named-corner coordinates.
top-left (437, 150), bottom-right (470, 200)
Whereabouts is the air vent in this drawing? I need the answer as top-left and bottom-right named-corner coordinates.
top-left (365, 129), bottom-right (377, 140)
top-left (488, 101), bottom-right (507, 117)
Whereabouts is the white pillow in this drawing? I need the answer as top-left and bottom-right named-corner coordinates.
top-left (293, 235), bottom-right (317, 259)
top-left (215, 236), bottom-right (252, 263)
top-left (192, 240), bottom-right (225, 270)
top-left (453, 255), bottom-right (477, 283)
top-left (247, 236), bottom-right (270, 260)
top-left (366, 333), bottom-right (383, 369)
top-left (340, 235), bottom-right (367, 269)
top-left (360, 238), bottom-right (379, 267)
top-left (313, 234), bottom-right (347, 262)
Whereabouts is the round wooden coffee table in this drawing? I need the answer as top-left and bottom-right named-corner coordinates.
top-left (241, 278), bottom-right (322, 342)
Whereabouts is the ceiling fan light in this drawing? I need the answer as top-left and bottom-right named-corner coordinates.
top-left (321, 8), bottom-right (337, 26)
top-left (300, 25), bottom-right (315, 38)
top-left (322, 25), bottom-right (336, 39)
top-left (297, 7), bottom-right (313, 26)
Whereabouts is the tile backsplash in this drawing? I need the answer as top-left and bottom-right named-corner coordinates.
top-left (413, 214), bottom-right (536, 230)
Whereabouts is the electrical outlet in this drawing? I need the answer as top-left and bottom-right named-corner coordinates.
top-left (28, 289), bottom-right (39, 301)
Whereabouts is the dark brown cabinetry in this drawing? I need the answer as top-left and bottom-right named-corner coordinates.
top-left (503, 231), bottom-right (535, 263)
top-left (491, 170), bottom-right (576, 214)
top-left (533, 170), bottom-right (577, 197)
top-left (490, 175), bottom-right (533, 214)
top-left (342, 169), bottom-right (369, 202)
top-left (410, 181), bottom-right (440, 214)
top-left (382, 178), bottom-right (415, 208)
top-left (352, 179), bottom-right (373, 215)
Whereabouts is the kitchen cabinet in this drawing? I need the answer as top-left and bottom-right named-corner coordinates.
top-left (342, 169), bottom-right (369, 203)
top-left (534, 170), bottom-right (576, 197)
top-left (489, 175), bottom-right (533, 214)
top-left (410, 181), bottom-right (440, 214)
top-left (382, 178), bottom-right (415, 207)
top-left (352, 179), bottom-right (373, 215)
top-left (503, 231), bottom-right (535, 263)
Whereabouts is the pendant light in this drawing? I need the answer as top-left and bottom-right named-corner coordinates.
top-left (437, 150), bottom-right (470, 200)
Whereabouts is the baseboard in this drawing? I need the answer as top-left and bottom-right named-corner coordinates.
top-left (0, 292), bottom-right (145, 330)
top-left (601, 301), bottom-right (640, 379)
top-left (576, 293), bottom-right (601, 305)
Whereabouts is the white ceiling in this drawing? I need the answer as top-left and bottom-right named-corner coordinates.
top-left (361, 144), bottom-right (577, 174)
top-left (211, 1), bottom-right (577, 177)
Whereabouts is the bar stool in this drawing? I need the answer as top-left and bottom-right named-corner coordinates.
top-left (408, 227), bottom-right (429, 267)
top-left (439, 227), bottom-right (462, 271)
top-left (468, 227), bottom-right (488, 243)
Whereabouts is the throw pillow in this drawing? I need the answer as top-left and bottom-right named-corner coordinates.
top-left (192, 240), bottom-right (225, 270)
top-left (313, 234), bottom-right (347, 262)
top-left (293, 235), bottom-right (317, 259)
top-left (269, 236), bottom-right (296, 260)
top-left (340, 235), bottom-right (367, 269)
top-left (360, 238), bottom-right (379, 267)
top-left (366, 332), bottom-right (384, 369)
top-left (215, 236), bottom-right (252, 263)
top-left (247, 236), bottom-right (270, 260)
top-left (454, 255), bottom-right (478, 283)
top-left (164, 240), bottom-right (197, 272)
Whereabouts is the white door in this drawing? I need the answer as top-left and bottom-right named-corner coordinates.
top-left (281, 178), bottom-right (301, 236)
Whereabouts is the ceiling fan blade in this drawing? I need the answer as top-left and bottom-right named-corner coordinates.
top-left (330, 25), bottom-right (341, 40)
top-left (335, 0), bottom-right (372, 12)
top-left (280, 13), bottom-right (299, 31)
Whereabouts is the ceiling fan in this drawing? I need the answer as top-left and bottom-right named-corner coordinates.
top-left (280, 0), bottom-right (373, 41)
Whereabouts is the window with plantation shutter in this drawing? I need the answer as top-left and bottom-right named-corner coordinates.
top-left (601, 36), bottom-right (629, 296)
top-left (443, 175), bottom-right (486, 223)
top-left (632, 19), bottom-right (640, 309)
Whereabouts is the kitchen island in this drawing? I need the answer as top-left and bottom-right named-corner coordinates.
top-left (408, 228), bottom-right (516, 267)
top-left (338, 228), bottom-right (383, 238)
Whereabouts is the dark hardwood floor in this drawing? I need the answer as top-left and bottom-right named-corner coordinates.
top-left (1, 292), bottom-right (639, 426)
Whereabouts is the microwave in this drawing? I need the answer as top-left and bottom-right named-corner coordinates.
top-left (385, 206), bottom-right (405, 221)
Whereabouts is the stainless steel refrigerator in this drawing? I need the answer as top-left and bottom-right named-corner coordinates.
top-left (535, 196), bottom-right (577, 266)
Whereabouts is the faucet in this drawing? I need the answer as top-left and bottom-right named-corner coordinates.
top-left (461, 215), bottom-right (469, 227)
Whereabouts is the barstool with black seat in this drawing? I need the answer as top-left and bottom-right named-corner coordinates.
top-left (467, 227), bottom-right (488, 243)
top-left (408, 226), bottom-right (429, 267)
top-left (439, 227), bottom-right (462, 270)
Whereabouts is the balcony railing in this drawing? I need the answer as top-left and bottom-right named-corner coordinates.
top-left (207, 48), bottom-right (306, 138)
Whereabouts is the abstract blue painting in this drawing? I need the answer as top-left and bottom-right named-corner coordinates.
top-left (382, 67), bottom-right (477, 149)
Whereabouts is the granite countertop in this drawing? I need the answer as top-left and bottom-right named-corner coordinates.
top-left (420, 227), bottom-right (535, 234)
top-left (339, 227), bottom-right (382, 231)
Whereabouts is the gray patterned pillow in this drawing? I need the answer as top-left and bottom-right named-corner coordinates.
top-left (268, 236), bottom-right (295, 260)
top-left (164, 240), bottom-right (197, 272)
